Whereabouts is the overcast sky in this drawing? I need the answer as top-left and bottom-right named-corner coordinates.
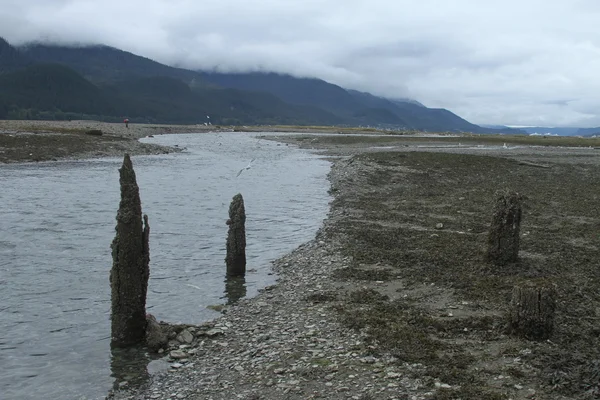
top-left (1, 0), bottom-right (600, 127)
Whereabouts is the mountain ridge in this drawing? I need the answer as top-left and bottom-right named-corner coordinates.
top-left (2, 38), bottom-right (523, 133)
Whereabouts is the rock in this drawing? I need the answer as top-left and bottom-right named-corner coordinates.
top-left (177, 329), bottom-right (194, 344)
top-left (169, 350), bottom-right (188, 360)
top-left (145, 314), bottom-right (168, 352)
top-left (204, 329), bottom-right (223, 337)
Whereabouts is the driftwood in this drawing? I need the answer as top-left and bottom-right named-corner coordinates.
top-left (225, 193), bottom-right (246, 276)
top-left (508, 282), bottom-right (556, 340)
top-left (517, 160), bottom-right (551, 169)
top-left (110, 154), bottom-right (150, 348)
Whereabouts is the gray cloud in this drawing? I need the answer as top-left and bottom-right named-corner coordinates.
top-left (1, 0), bottom-right (600, 127)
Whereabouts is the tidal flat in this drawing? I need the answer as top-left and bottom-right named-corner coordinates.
top-left (110, 134), bottom-right (600, 399)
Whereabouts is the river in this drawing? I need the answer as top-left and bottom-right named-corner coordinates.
top-left (0, 132), bottom-right (331, 399)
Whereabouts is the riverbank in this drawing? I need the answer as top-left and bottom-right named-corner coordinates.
top-left (0, 120), bottom-right (212, 163)
top-left (3, 120), bottom-right (600, 164)
top-left (108, 137), bottom-right (600, 400)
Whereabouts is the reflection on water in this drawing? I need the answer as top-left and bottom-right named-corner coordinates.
top-left (109, 346), bottom-right (154, 392)
top-left (0, 132), bottom-right (331, 400)
top-left (224, 276), bottom-right (247, 305)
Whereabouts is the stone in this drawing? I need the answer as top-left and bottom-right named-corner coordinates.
top-left (145, 314), bottom-right (168, 352)
top-left (205, 329), bottom-right (223, 337)
top-left (169, 350), bottom-right (188, 360)
top-left (177, 329), bottom-right (194, 344)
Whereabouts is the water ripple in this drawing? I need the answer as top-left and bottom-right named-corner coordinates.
top-left (0, 132), bottom-right (330, 400)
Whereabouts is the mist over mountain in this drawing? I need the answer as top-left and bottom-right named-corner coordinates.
top-left (1, 38), bottom-right (523, 132)
top-left (0, 37), bottom-right (31, 73)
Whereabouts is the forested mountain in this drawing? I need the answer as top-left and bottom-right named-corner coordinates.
top-left (0, 63), bottom-right (116, 114)
top-left (0, 38), bottom-right (31, 73)
top-left (198, 72), bottom-right (521, 133)
top-left (0, 38), bottom-right (522, 132)
top-left (0, 61), bottom-right (341, 124)
top-left (21, 44), bottom-right (205, 85)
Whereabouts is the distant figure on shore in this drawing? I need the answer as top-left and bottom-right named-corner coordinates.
top-left (124, 118), bottom-right (129, 128)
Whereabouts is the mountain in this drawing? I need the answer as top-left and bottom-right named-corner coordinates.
top-left (0, 63), bottom-right (119, 119)
top-left (0, 60), bottom-right (341, 124)
top-left (519, 127), bottom-right (580, 136)
top-left (0, 38), bottom-right (31, 73)
top-left (200, 72), bottom-right (524, 133)
top-left (1, 39), bottom-right (522, 132)
top-left (482, 126), bottom-right (599, 136)
top-left (21, 43), bottom-right (205, 85)
top-left (110, 76), bottom-right (342, 125)
top-left (391, 98), bottom-right (426, 108)
top-left (199, 72), bottom-right (365, 117)
top-left (576, 127), bottom-right (600, 137)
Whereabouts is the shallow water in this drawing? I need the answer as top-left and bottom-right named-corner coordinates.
top-left (0, 132), bottom-right (331, 399)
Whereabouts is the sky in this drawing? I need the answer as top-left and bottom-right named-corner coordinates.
top-left (1, 0), bottom-right (600, 127)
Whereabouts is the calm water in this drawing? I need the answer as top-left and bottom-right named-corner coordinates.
top-left (0, 132), bottom-right (331, 400)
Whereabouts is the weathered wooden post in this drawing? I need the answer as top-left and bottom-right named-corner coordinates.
top-left (225, 193), bottom-right (246, 276)
top-left (110, 154), bottom-right (150, 348)
top-left (225, 275), bottom-right (247, 304)
top-left (485, 191), bottom-right (523, 265)
top-left (508, 282), bottom-right (556, 340)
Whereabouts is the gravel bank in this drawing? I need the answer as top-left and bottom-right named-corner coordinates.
top-left (108, 136), bottom-right (600, 400)
top-left (108, 158), bottom-right (433, 400)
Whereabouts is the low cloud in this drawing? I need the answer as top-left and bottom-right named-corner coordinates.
top-left (2, 0), bottom-right (600, 127)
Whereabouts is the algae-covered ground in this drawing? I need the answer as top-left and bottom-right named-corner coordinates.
top-left (320, 149), bottom-right (600, 399)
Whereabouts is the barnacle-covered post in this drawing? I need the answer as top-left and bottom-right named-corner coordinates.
top-left (225, 193), bottom-right (246, 276)
top-left (110, 154), bottom-right (150, 348)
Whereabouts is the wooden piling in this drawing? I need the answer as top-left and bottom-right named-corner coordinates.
top-left (225, 193), bottom-right (246, 276)
top-left (486, 191), bottom-right (523, 265)
top-left (110, 154), bottom-right (150, 348)
top-left (508, 282), bottom-right (556, 340)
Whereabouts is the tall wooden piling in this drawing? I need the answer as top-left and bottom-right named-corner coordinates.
top-left (225, 193), bottom-right (246, 276)
top-left (486, 191), bottom-right (523, 265)
top-left (110, 154), bottom-right (150, 348)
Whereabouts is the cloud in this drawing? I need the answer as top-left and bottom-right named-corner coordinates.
top-left (1, 0), bottom-right (600, 126)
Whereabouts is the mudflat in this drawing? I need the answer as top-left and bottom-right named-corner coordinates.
top-left (107, 134), bottom-right (600, 400)
top-left (0, 120), bottom-right (215, 163)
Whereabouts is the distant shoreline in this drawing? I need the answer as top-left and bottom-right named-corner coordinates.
top-left (0, 120), bottom-right (403, 164)
top-left (2, 119), bottom-right (600, 164)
